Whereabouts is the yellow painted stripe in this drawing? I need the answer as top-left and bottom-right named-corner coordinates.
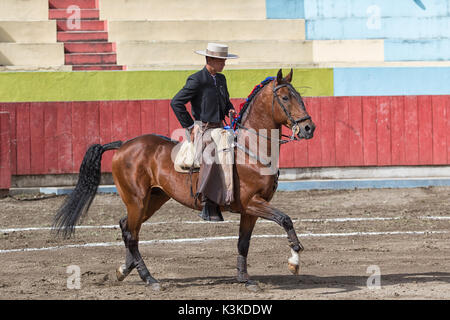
top-left (0, 69), bottom-right (333, 103)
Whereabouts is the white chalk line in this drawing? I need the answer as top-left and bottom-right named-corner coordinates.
top-left (1, 215), bottom-right (449, 234)
top-left (1, 230), bottom-right (449, 254)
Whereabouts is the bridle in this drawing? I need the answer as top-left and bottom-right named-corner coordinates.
top-left (236, 80), bottom-right (311, 144)
top-left (272, 82), bottom-right (311, 141)
top-left (232, 79), bottom-right (312, 167)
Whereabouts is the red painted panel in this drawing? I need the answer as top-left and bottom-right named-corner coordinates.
top-left (417, 96), bottom-right (433, 165)
top-left (30, 103), bottom-right (45, 175)
top-left (404, 96), bottom-right (419, 165)
top-left (56, 103), bottom-right (73, 173)
top-left (168, 100), bottom-right (183, 142)
top-left (0, 112), bottom-right (11, 190)
top-left (44, 103), bottom-right (58, 174)
top-left (431, 96), bottom-right (447, 164)
top-left (111, 101), bottom-right (128, 142)
top-left (15, 103), bottom-right (31, 175)
top-left (347, 96), bottom-right (364, 166)
top-left (335, 97), bottom-right (350, 166)
top-left (72, 101), bottom-right (87, 171)
top-left (362, 97), bottom-right (378, 166)
top-left (126, 100), bottom-right (142, 140)
top-left (141, 100), bottom-right (155, 135)
top-left (306, 97), bottom-right (322, 167)
top-left (99, 101), bottom-right (113, 172)
top-left (0, 104), bottom-right (16, 175)
top-left (376, 96), bottom-right (392, 166)
top-left (279, 126), bottom-right (295, 168)
top-left (153, 100), bottom-right (169, 137)
top-left (320, 97), bottom-right (336, 167)
top-left (447, 96), bottom-right (450, 163)
top-left (85, 101), bottom-right (100, 147)
top-left (390, 96), bottom-right (406, 165)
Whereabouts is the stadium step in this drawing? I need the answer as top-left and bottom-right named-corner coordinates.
top-left (56, 20), bottom-right (107, 31)
top-left (64, 42), bottom-right (115, 53)
top-left (57, 31), bottom-right (108, 42)
top-left (65, 53), bottom-right (117, 65)
top-left (49, 0), bottom-right (99, 9)
top-left (72, 65), bottom-right (126, 71)
top-left (49, 8), bottom-right (99, 20)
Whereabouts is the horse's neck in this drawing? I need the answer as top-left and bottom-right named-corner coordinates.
top-left (240, 86), bottom-right (280, 139)
top-left (237, 87), bottom-right (281, 164)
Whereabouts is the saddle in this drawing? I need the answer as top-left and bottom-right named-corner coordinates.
top-left (174, 128), bottom-right (235, 205)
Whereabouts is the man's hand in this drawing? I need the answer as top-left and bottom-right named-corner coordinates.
top-left (229, 109), bottom-right (237, 119)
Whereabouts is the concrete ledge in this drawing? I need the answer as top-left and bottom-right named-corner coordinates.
top-left (312, 40), bottom-right (384, 63)
top-left (0, 0), bottom-right (48, 21)
top-left (0, 21), bottom-right (57, 43)
top-left (0, 43), bottom-right (64, 66)
top-left (34, 178), bottom-right (450, 195)
top-left (116, 40), bottom-right (314, 66)
top-left (108, 20), bottom-right (305, 42)
top-left (100, 0), bottom-right (266, 20)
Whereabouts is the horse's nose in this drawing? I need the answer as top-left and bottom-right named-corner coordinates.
top-left (299, 121), bottom-right (315, 139)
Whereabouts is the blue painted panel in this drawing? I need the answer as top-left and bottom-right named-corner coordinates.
top-left (386, 39), bottom-right (450, 61)
top-left (266, 0), bottom-right (305, 19)
top-left (277, 179), bottom-right (450, 191)
top-left (334, 67), bottom-right (450, 96)
top-left (304, 0), bottom-right (450, 19)
top-left (306, 16), bottom-right (450, 40)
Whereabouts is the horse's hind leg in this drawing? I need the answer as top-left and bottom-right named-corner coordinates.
top-left (116, 188), bottom-right (170, 290)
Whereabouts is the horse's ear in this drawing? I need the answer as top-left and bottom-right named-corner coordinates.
top-left (284, 68), bottom-right (293, 83)
top-left (276, 69), bottom-right (283, 84)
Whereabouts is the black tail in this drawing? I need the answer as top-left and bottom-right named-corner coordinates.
top-left (53, 141), bottom-right (122, 238)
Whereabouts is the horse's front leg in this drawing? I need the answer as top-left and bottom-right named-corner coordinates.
top-left (246, 196), bottom-right (304, 275)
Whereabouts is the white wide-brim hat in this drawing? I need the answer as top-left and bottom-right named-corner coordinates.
top-left (195, 43), bottom-right (239, 59)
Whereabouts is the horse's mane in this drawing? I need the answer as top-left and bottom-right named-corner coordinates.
top-left (237, 76), bottom-right (275, 124)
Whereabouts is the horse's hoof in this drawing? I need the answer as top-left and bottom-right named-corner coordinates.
top-left (288, 262), bottom-right (300, 275)
top-left (116, 264), bottom-right (128, 281)
top-left (237, 272), bottom-right (250, 283)
top-left (245, 280), bottom-right (262, 292)
top-left (147, 281), bottom-right (162, 291)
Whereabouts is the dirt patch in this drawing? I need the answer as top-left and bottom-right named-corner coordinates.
top-left (0, 187), bottom-right (449, 299)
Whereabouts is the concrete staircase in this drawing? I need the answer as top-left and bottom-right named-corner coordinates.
top-left (0, 0), bottom-right (65, 71)
top-left (49, 0), bottom-right (125, 71)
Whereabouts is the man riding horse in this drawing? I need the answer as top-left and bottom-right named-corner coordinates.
top-left (170, 43), bottom-right (238, 222)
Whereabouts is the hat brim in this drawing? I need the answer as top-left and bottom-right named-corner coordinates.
top-left (195, 50), bottom-right (239, 59)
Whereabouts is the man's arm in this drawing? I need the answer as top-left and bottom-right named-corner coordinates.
top-left (170, 75), bottom-right (199, 128)
top-left (222, 76), bottom-right (235, 116)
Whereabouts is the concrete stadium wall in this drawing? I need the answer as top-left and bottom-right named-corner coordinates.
top-left (99, 0), bottom-right (266, 20)
top-left (267, 0), bottom-right (450, 19)
top-left (0, 0), bottom-right (48, 21)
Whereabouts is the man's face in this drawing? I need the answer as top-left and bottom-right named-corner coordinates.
top-left (207, 57), bottom-right (226, 73)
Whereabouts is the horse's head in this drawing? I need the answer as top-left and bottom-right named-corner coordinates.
top-left (271, 69), bottom-right (315, 140)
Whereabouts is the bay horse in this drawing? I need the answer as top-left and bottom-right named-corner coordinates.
top-left (53, 69), bottom-right (316, 291)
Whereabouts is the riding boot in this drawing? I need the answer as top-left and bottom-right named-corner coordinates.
top-left (199, 199), bottom-right (224, 222)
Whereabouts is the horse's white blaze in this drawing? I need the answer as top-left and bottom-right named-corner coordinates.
top-left (288, 248), bottom-right (300, 265)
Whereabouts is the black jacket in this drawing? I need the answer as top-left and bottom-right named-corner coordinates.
top-left (170, 67), bottom-right (235, 128)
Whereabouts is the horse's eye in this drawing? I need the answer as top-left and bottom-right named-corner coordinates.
top-left (282, 96), bottom-right (289, 101)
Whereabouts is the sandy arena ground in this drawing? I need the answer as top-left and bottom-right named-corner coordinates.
top-left (0, 187), bottom-right (449, 300)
